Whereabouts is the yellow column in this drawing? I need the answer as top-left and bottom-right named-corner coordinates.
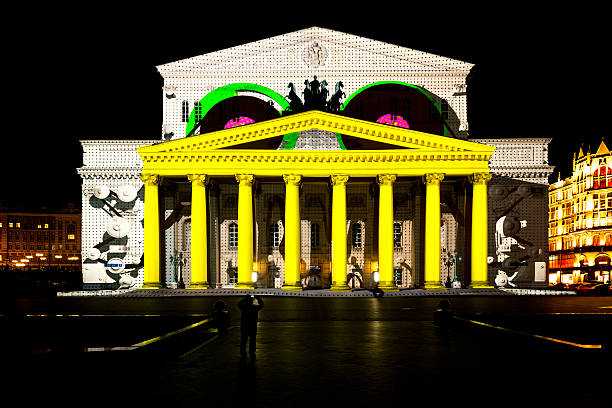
top-left (423, 173), bottom-right (445, 290)
top-left (140, 173), bottom-right (161, 289)
top-left (330, 174), bottom-right (350, 292)
top-left (282, 174), bottom-right (302, 291)
top-left (187, 174), bottom-right (209, 289)
top-left (470, 172), bottom-right (493, 288)
top-left (378, 174), bottom-right (398, 291)
top-left (235, 174), bottom-right (255, 289)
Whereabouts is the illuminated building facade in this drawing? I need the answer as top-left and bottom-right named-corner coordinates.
top-left (548, 140), bottom-right (612, 284)
top-left (0, 206), bottom-right (81, 270)
top-left (78, 27), bottom-right (553, 291)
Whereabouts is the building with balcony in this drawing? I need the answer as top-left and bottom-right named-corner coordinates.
top-left (548, 140), bottom-right (612, 284)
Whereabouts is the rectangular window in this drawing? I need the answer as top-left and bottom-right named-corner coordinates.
top-left (228, 223), bottom-right (238, 247)
top-left (393, 267), bottom-right (403, 285)
top-left (194, 101), bottom-right (202, 122)
top-left (394, 223), bottom-right (402, 248)
top-left (351, 223), bottom-right (362, 248)
top-left (440, 99), bottom-right (449, 120)
top-left (181, 101), bottom-right (190, 123)
top-left (269, 223), bottom-right (280, 247)
top-left (67, 234), bottom-right (75, 240)
top-left (311, 223), bottom-right (320, 247)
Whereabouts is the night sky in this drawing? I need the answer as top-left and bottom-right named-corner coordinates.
top-left (2, 6), bottom-right (606, 211)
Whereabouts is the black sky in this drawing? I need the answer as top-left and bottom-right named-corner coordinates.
top-left (2, 5), bottom-right (607, 211)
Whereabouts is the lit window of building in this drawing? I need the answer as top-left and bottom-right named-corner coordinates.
top-left (548, 140), bottom-right (612, 285)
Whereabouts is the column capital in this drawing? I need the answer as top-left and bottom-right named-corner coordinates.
top-left (283, 174), bottom-right (302, 186)
top-left (470, 172), bottom-right (492, 185)
top-left (423, 173), bottom-right (445, 186)
top-left (330, 174), bottom-right (349, 186)
top-left (377, 174), bottom-right (397, 186)
top-left (187, 174), bottom-right (208, 187)
top-left (235, 174), bottom-right (254, 186)
top-left (140, 173), bottom-right (159, 186)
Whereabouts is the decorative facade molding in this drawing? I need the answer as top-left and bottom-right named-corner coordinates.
top-left (187, 174), bottom-right (208, 187)
top-left (330, 174), bottom-right (350, 186)
top-left (377, 174), bottom-right (397, 185)
top-left (140, 173), bottom-right (159, 186)
top-left (424, 173), bottom-right (445, 185)
top-left (235, 174), bottom-right (255, 186)
top-left (283, 174), bottom-right (302, 186)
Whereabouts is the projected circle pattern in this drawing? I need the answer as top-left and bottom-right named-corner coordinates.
top-left (376, 114), bottom-right (409, 129)
top-left (224, 116), bottom-right (256, 129)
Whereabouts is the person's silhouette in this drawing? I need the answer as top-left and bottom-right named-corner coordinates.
top-left (211, 300), bottom-right (230, 334)
top-left (433, 300), bottom-right (453, 328)
top-left (238, 294), bottom-right (264, 362)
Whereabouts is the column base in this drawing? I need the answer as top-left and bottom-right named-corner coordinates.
top-left (377, 284), bottom-right (399, 292)
top-left (330, 283), bottom-right (351, 292)
top-left (187, 283), bottom-right (210, 289)
top-left (470, 281), bottom-right (494, 289)
top-left (423, 281), bottom-right (446, 291)
top-left (139, 283), bottom-right (163, 290)
top-left (234, 282), bottom-right (256, 290)
top-left (282, 284), bottom-right (303, 291)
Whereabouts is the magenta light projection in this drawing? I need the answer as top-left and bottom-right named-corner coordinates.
top-left (224, 116), bottom-right (256, 129)
top-left (376, 114), bottom-right (410, 129)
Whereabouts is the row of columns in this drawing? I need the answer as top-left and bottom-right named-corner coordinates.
top-left (139, 172), bottom-right (492, 290)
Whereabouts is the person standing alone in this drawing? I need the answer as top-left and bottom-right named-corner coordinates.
top-left (238, 294), bottom-right (264, 362)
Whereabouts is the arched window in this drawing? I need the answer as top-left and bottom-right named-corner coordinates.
top-left (581, 235), bottom-right (588, 247)
top-left (351, 223), bottom-right (362, 248)
top-left (269, 223), bottom-right (280, 247)
top-left (228, 223), bottom-right (238, 247)
top-left (593, 235), bottom-right (601, 246)
top-left (393, 222), bottom-right (402, 248)
top-left (593, 166), bottom-right (612, 189)
top-left (181, 101), bottom-right (190, 122)
top-left (311, 223), bottom-right (320, 247)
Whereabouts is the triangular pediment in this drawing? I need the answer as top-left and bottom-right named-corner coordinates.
top-left (156, 27), bottom-right (473, 75)
top-left (138, 110), bottom-right (494, 154)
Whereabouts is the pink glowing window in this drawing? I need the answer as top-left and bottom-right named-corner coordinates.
top-left (376, 114), bottom-right (409, 129)
top-left (224, 116), bottom-right (255, 129)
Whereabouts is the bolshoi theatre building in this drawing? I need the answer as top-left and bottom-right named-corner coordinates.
top-left (77, 27), bottom-right (554, 292)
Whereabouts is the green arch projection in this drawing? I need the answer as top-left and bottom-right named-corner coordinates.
top-left (341, 80), bottom-right (446, 136)
top-left (185, 83), bottom-right (291, 136)
top-left (185, 81), bottom-right (444, 148)
top-left (341, 80), bottom-right (442, 112)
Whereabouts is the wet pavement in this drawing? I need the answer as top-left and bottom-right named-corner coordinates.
top-left (2, 294), bottom-right (612, 407)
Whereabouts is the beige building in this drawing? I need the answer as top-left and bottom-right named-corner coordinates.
top-left (0, 205), bottom-right (81, 270)
top-left (549, 140), bottom-right (612, 284)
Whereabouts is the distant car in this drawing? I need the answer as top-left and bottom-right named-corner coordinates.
top-left (574, 281), bottom-right (611, 295)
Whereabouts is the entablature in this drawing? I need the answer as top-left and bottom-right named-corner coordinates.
top-left (139, 148), bottom-right (491, 178)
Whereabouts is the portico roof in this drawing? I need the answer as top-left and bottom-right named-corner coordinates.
top-left (137, 110), bottom-right (494, 178)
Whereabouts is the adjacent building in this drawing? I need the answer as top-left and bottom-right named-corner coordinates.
top-left (548, 140), bottom-right (612, 284)
top-left (0, 205), bottom-right (81, 270)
